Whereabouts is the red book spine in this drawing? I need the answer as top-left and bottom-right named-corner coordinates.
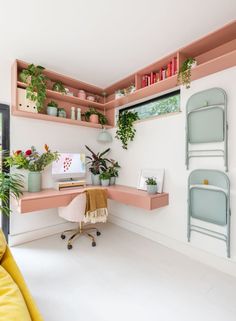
top-left (141, 75), bottom-right (146, 88)
top-left (156, 72), bottom-right (159, 82)
top-left (159, 68), bottom-right (163, 81)
top-left (167, 63), bottom-right (171, 77)
top-left (153, 73), bottom-right (157, 83)
top-left (150, 72), bottom-right (154, 84)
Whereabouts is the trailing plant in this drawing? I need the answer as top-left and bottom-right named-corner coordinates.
top-left (145, 177), bottom-right (157, 185)
top-left (177, 57), bottom-right (196, 89)
top-left (0, 172), bottom-right (24, 216)
top-left (19, 64), bottom-right (48, 112)
top-left (115, 110), bottom-right (139, 149)
top-left (5, 145), bottom-right (59, 172)
top-left (52, 80), bottom-right (66, 94)
top-left (84, 107), bottom-right (108, 125)
top-left (85, 145), bottom-right (110, 175)
top-left (99, 171), bottom-right (111, 180)
top-left (47, 100), bottom-right (58, 107)
top-left (108, 160), bottom-right (121, 177)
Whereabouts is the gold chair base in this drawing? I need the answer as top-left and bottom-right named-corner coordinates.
top-left (60, 222), bottom-right (101, 249)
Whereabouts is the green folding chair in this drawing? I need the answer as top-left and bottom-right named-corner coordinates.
top-left (186, 88), bottom-right (228, 171)
top-left (187, 169), bottom-right (231, 257)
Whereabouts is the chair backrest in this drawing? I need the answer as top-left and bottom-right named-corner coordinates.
top-left (188, 169), bottom-right (230, 226)
top-left (58, 193), bottom-right (86, 222)
top-left (186, 87), bottom-right (227, 144)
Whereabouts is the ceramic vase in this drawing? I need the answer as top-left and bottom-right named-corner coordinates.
top-left (28, 171), bottom-right (41, 192)
top-left (146, 184), bottom-right (157, 195)
top-left (110, 177), bottom-right (116, 185)
top-left (47, 106), bottom-right (58, 116)
top-left (89, 114), bottom-right (99, 124)
top-left (101, 179), bottom-right (110, 187)
top-left (91, 173), bottom-right (100, 186)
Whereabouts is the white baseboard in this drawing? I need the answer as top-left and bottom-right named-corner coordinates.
top-left (9, 222), bottom-right (76, 246)
top-left (108, 213), bottom-right (236, 277)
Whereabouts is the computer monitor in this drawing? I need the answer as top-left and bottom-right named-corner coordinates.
top-left (52, 153), bottom-right (86, 181)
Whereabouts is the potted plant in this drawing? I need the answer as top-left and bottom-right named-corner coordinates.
top-left (115, 110), bottom-right (139, 149)
top-left (85, 145), bottom-right (110, 185)
top-left (5, 145), bottom-right (59, 193)
top-left (0, 172), bottom-right (24, 216)
top-left (145, 177), bottom-right (157, 195)
top-left (52, 80), bottom-right (66, 94)
top-left (99, 171), bottom-right (111, 187)
top-left (47, 100), bottom-right (58, 116)
top-left (108, 160), bottom-right (121, 185)
top-left (19, 64), bottom-right (48, 112)
top-left (84, 108), bottom-right (108, 125)
top-left (177, 57), bottom-right (197, 89)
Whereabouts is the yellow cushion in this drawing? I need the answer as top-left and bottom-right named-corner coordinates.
top-left (0, 265), bottom-right (32, 321)
top-left (0, 230), bottom-right (6, 260)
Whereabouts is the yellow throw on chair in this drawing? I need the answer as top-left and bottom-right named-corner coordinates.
top-left (84, 188), bottom-right (108, 223)
top-left (0, 230), bottom-right (43, 321)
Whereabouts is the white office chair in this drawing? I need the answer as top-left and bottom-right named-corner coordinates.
top-left (58, 192), bottom-right (101, 250)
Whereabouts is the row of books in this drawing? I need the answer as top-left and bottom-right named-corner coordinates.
top-left (141, 57), bottom-right (177, 88)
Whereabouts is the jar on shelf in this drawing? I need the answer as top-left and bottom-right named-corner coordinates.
top-left (58, 108), bottom-right (67, 118)
top-left (71, 106), bottom-right (76, 120)
top-left (87, 95), bottom-right (95, 102)
top-left (77, 107), bottom-right (81, 121)
top-left (78, 90), bottom-right (86, 100)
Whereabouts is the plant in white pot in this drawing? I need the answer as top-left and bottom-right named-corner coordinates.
top-left (85, 145), bottom-right (110, 186)
top-left (47, 100), bottom-right (58, 116)
top-left (99, 171), bottom-right (111, 187)
top-left (108, 160), bottom-right (121, 185)
top-left (6, 145), bottom-right (59, 193)
top-left (145, 177), bottom-right (157, 195)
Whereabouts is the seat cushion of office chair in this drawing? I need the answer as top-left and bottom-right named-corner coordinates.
top-left (58, 193), bottom-right (86, 222)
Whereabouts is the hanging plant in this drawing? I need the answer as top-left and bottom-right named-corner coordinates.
top-left (177, 57), bottom-right (196, 89)
top-left (84, 107), bottom-right (108, 125)
top-left (115, 110), bottom-right (139, 149)
top-left (19, 64), bottom-right (48, 112)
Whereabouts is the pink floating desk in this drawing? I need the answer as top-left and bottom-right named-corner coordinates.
top-left (18, 185), bottom-right (169, 213)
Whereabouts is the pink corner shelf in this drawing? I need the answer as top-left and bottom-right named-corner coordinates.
top-left (18, 185), bottom-right (169, 213)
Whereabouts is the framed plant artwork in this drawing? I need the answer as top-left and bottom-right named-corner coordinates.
top-left (138, 168), bottom-right (165, 193)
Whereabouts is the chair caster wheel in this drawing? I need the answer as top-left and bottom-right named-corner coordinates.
top-left (67, 244), bottom-right (73, 250)
top-left (96, 231), bottom-right (101, 236)
top-left (92, 241), bottom-right (96, 247)
top-left (61, 234), bottom-right (66, 240)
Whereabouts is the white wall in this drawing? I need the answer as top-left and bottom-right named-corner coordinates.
top-left (108, 67), bottom-right (236, 275)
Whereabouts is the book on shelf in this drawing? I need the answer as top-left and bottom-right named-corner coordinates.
top-left (141, 56), bottom-right (177, 88)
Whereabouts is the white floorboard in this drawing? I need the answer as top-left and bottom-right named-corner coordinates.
top-left (11, 223), bottom-right (236, 321)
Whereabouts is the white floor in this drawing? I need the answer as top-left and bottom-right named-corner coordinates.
top-left (11, 223), bottom-right (236, 321)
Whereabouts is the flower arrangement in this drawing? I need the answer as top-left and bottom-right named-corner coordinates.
top-left (6, 145), bottom-right (59, 172)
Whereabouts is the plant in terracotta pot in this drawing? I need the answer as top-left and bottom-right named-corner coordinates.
top-left (108, 160), bottom-right (121, 185)
top-left (84, 108), bottom-right (108, 125)
top-left (47, 100), bottom-right (58, 116)
top-left (85, 145), bottom-right (110, 185)
top-left (116, 110), bottom-right (139, 149)
top-left (19, 64), bottom-right (48, 112)
top-left (52, 80), bottom-right (66, 94)
top-left (5, 145), bottom-right (59, 193)
top-left (99, 171), bottom-right (111, 187)
top-left (145, 177), bottom-right (157, 195)
top-left (177, 57), bottom-right (197, 89)
top-left (0, 172), bottom-right (24, 216)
